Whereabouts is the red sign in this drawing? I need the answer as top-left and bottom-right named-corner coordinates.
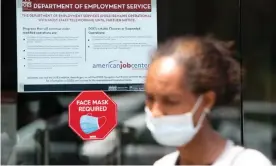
top-left (69, 91), bottom-right (117, 140)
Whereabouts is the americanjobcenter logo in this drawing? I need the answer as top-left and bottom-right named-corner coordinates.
top-left (92, 60), bottom-right (149, 70)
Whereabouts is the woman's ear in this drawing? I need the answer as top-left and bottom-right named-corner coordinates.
top-left (203, 91), bottom-right (216, 109)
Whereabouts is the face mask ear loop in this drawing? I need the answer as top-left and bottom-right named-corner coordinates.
top-left (190, 95), bottom-right (206, 129)
top-left (191, 95), bottom-right (204, 115)
top-left (195, 108), bottom-right (209, 130)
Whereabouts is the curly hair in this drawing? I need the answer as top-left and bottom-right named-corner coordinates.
top-left (151, 35), bottom-right (241, 106)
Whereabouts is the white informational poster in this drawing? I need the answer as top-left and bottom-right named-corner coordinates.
top-left (17, 0), bottom-right (157, 92)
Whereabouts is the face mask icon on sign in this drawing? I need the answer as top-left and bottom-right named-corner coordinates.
top-left (79, 114), bottom-right (106, 134)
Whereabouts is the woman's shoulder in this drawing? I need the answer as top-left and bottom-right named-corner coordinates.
top-left (233, 148), bottom-right (272, 166)
top-left (153, 147), bottom-right (272, 166)
top-left (153, 151), bottom-right (179, 166)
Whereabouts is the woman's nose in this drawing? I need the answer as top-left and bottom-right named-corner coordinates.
top-left (151, 107), bottom-right (164, 118)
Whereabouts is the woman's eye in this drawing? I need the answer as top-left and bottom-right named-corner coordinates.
top-left (164, 99), bottom-right (179, 105)
top-left (146, 95), bottom-right (154, 102)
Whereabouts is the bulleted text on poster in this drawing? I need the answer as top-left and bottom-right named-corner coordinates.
top-left (17, 0), bottom-right (157, 92)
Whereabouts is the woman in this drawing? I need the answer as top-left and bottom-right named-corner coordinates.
top-left (144, 35), bottom-right (272, 166)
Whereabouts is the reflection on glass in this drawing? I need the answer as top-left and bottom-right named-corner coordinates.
top-left (2, 0), bottom-right (275, 165)
top-left (242, 0), bottom-right (276, 163)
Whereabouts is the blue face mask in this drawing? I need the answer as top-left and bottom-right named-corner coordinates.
top-left (80, 114), bottom-right (106, 134)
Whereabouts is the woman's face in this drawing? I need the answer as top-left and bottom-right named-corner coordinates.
top-left (145, 57), bottom-right (200, 116)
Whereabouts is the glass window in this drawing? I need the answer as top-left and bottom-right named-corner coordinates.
top-left (2, 0), bottom-right (275, 165)
top-left (242, 0), bottom-right (276, 163)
